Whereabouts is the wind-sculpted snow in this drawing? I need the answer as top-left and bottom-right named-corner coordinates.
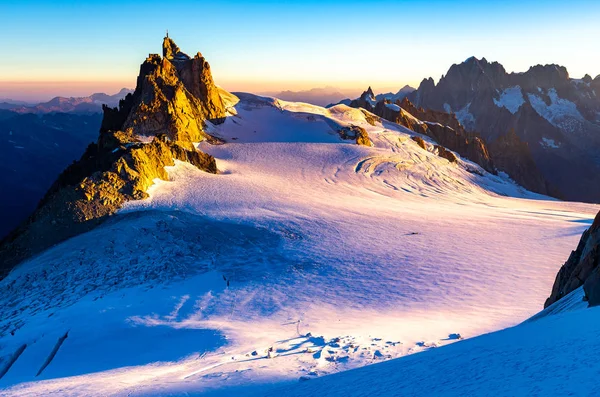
top-left (0, 94), bottom-right (598, 395)
top-left (258, 304), bottom-right (600, 397)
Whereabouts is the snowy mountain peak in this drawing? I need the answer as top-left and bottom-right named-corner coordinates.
top-left (407, 57), bottom-right (600, 202)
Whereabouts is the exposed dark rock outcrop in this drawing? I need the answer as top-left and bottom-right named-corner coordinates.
top-left (398, 98), bottom-right (495, 173)
top-left (350, 87), bottom-right (377, 112)
top-left (338, 125), bottom-right (372, 146)
top-left (411, 136), bottom-right (427, 150)
top-left (545, 212), bottom-right (600, 308)
top-left (348, 92), bottom-right (495, 173)
top-left (0, 36), bottom-right (228, 277)
top-left (435, 145), bottom-right (458, 163)
top-left (488, 129), bottom-right (549, 195)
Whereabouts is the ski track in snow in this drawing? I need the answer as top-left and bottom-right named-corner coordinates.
top-left (0, 95), bottom-right (598, 396)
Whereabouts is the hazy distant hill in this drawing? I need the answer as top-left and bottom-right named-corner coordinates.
top-left (7, 88), bottom-right (133, 114)
top-left (262, 86), bottom-right (361, 106)
top-left (326, 85), bottom-right (416, 107)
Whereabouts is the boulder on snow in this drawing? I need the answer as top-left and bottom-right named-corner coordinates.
top-left (338, 125), bottom-right (372, 146)
top-left (435, 145), bottom-right (458, 163)
top-left (411, 136), bottom-right (427, 150)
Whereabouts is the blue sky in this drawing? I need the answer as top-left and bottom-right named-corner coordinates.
top-left (1, 0), bottom-right (599, 100)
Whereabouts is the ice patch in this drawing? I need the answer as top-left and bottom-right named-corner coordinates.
top-left (527, 88), bottom-right (584, 132)
top-left (454, 103), bottom-right (476, 130)
top-left (540, 137), bottom-right (560, 149)
top-left (493, 86), bottom-right (524, 114)
top-left (385, 103), bottom-right (400, 112)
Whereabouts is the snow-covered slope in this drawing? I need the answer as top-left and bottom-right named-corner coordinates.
top-left (0, 94), bottom-right (597, 396)
top-left (256, 302), bottom-right (600, 397)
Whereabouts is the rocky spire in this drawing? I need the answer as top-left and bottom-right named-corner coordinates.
top-left (162, 35), bottom-right (189, 60)
top-left (118, 35), bottom-right (227, 146)
top-left (349, 87), bottom-right (377, 111)
top-left (0, 36), bottom-right (232, 276)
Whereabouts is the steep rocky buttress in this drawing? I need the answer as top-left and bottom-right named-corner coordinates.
top-left (349, 90), bottom-right (495, 173)
top-left (545, 211), bottom-right (600, 308)
top-left (0, 36), bottom-right (228, 277)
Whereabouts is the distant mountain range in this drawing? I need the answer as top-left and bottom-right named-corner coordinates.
top-left (1, 88), bottom-right (133, 114)
top-left (261, 86), bottom-right (415, 107)
top-left (327, 85), bottom-right (416, 107)
top-left (260, 86), bottom-right (359, 107)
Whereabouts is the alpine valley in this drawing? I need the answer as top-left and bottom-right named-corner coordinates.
top-left (1, 35), bottom-right (600, 397)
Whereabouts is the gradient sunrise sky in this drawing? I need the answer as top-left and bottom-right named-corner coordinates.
top-left (1, 0), bottom-right (599, 101)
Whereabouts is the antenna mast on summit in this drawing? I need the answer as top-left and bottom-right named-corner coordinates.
top-left (166, 29), bottom-right (169, 38)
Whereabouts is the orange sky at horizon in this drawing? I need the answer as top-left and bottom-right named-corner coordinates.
top-left (0, 79), bottom-right (415, 102)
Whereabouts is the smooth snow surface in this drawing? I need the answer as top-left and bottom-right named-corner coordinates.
top-left (493, 86), bottom-right (524, 114)
top-left (0, 94), bottom-right (597, 396)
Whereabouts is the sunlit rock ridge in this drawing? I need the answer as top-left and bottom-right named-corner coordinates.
top-left (0, 36), bottom-right (229, 276)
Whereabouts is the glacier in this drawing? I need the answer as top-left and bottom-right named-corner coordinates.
top-left (0, 94), bottom-right (598, 396)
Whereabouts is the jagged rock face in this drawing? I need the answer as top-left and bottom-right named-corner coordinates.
top-left (114, 41), bottom-right (226, 147)
top-left (0, 133), bottom-right (216, 277)
top-left (162, 37), bottom-right (182, 59)
top-left (545, 212), bottom-right (600, 308)
top-left (435, 145), bottom-right (458, 163)
top-left (398, 98), bottom-right (495, 173)
top-left (488, 129), bottom-right (549, 196)
top-left (349, 93), bottom-right (495, 173)
top-left (350, 87), bottom-right (377, 112)
top-left (0, 37), bottom-right (226, 277)
top-left (408, 57), bottom-right (600, 202)
top-left (161, 38), bottom-right (225, 122)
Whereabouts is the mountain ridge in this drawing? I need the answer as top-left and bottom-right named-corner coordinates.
top-left (5, 88), bottom-right (133, 114)
top-left (407, 56), bottom-right (600, 202)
